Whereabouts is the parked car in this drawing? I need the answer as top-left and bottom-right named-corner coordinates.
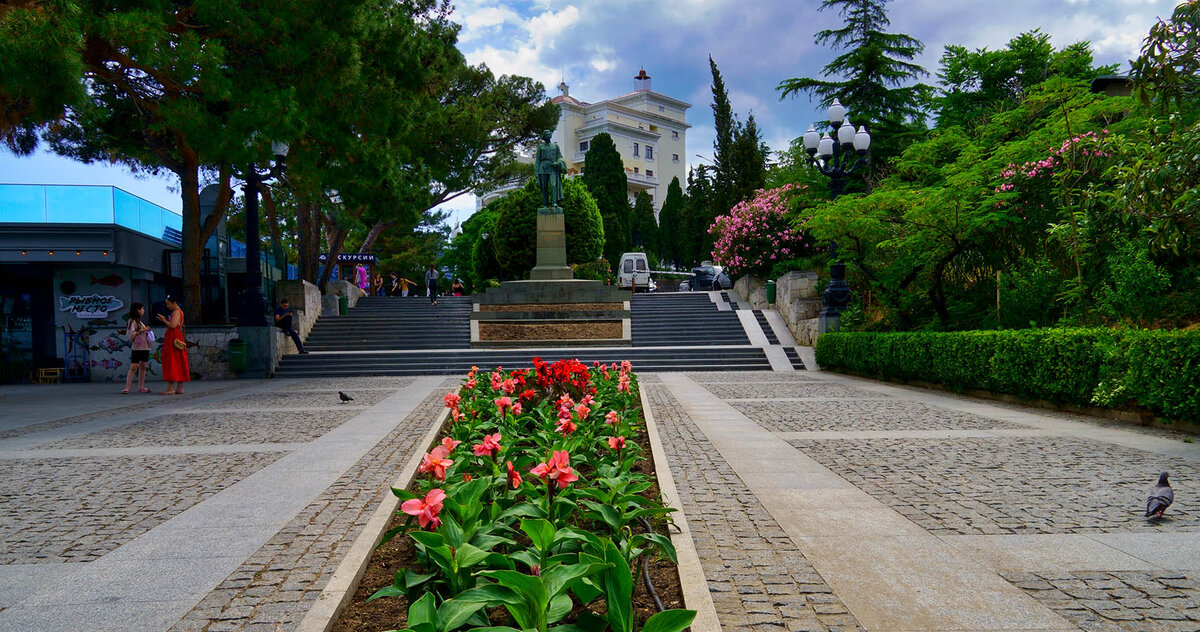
top-left (688, 264), bottom-right (731, 291)
top-left (617, 252), bottom-right (653, 291)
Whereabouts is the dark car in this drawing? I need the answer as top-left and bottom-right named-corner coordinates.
top-left (688, 265), bottom-right (731, 291)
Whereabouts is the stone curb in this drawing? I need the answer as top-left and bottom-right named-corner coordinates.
top-left (640, 384), bottom-right (723, 632)
top-left (295, 403), bottom-right (452, 632)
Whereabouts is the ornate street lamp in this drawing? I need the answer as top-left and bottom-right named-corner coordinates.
top-left (235, 141), bottom-right (289, 327)
top-left (801, 99), bottom-right (871, 331)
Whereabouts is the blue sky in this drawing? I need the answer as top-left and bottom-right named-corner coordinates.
top-left (0, 0), bottom-right (1180, 226)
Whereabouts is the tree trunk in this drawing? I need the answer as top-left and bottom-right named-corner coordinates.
top-left (358, 219), bottom-right (396, 254)
top-left (316, 224), bottom-right (347, 293)
top-left (179, 163), bottom-right (204, 322)
top-left (260, 185), bottom-right (286, 269)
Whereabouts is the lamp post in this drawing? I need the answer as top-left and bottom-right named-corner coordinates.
top-left (235, 141), bottom-right (289, 327)
top-left (801, 99), bottom-right (870, 332)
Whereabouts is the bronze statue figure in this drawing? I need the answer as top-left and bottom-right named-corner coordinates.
top-left (535, 130), bottom-right (567, 209)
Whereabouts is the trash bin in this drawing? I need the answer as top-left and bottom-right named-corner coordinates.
top-left (766, 279), bottom-right (777, 304)
top-left (228, 338), bottom-right (247, 372)
top-left (338, 295), bottom-right (349, 316)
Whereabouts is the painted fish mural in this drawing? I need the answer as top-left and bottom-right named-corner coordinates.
top-left (93, 335), bottom-right (130, 354)
top-left (91, 358), bottom-right (124, 370)
top-left (90, 274), bottom-right (125, 288)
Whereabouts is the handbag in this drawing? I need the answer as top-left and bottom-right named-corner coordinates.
top-left (172, 324), bottom-right (189, 350)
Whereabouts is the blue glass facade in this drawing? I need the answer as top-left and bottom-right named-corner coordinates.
top-left (0, 184), bottom-right (182, 246)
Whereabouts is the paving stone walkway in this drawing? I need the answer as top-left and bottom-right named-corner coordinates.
top-left (645, 371), bottom-right (1200, 632)
top-left (0, 376), bottom-right (450, 632)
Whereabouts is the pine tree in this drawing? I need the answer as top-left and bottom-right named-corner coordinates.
top-left (582, 133), bottom-right (631, 265)
top-left (630, 191), bottom-right (658, 260)
top-left (658, 176), bottom-right (685, 267)
top-left (777, 0), bottom-right (931, 174)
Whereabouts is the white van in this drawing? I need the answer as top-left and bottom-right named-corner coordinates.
top-left (617, 252), bottom-right (652, 291)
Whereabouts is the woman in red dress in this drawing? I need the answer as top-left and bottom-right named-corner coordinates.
top-left (157, 295), bottom-right (191, 394)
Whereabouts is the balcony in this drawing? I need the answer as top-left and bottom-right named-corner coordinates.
top-left (626, 171), bottom-right (659, 188)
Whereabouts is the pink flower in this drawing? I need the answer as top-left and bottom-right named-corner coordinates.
top-left (529, 450), bottom-right (579, 489)
top-left (473, 433), bottom-right (502, 458)
top-left (418, 446), bottom-right (453, 481)
top-left (465, 378), bottom-right (476, 390)
top-left (440, 437), bottom-right (462, 453)
top-left (617, 374), bottom-right (631, 393)
top-left (556, 417), bottom-right (577, 436)
top-left (573, 403), bottom-right (591, 420)
top-left (401, 488), bottom-right (446, 529)
top-left (620, 360), bottom-right (632, 374)
top-left (490, 371), bottom-right (502, 391)
top-left (494, 396), bottom-right (512, 417)
top-left (511, 401), bottom-right (523, 416)
top-left (605, 411), bottom-right (620, 426)
top-left (501, 378), bottom-right (517, 394)
top-left (608, 435), bottom-right (626, 452)
top-left (506, 460), bottom-right (522, 489)
top-left (444, 392), bottom-right (461, 410)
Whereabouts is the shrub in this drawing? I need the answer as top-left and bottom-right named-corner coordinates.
top-left (815, 328), bottom-right (1200, 420)
top-left (493, 179), bottom-right (606, 279)
top-left (1096, 241), bottom-right (1171, 324)
top-left (709, 184), bottom-right (818, 278)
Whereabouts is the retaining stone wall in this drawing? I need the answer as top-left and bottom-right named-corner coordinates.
top-left (735, 271), bottom-right (822, 346)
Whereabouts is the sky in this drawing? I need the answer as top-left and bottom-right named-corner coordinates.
top-left (0, 0), bottom-right (1181, 227)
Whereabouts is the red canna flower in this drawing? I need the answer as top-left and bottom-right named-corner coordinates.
top-left (463, 473), bottom-right (472, 482)
top-left (473, 433), bottom-right (502, 458)
top-left (418, 446), bottom-right (453, 481)
top-left (511, 401), bottom-right (523, 416)
top-left (444, 392), bottom-right (462, 410)
top-left (519, 389), bottom-right (537, 401)
top-left (608, 435), bottom-right (626, 452)
top-left (529, 450), bottom-right (578, 489)
top-left (605, 411), bottom-right (620, 426)
top-left (401, 488), bottom-right (446, 529)
top-left (506, 460), bottom-right (522, 489)
top-left (556, 417), bottom-right (577, 436)
top-left (573, 403), bottom-right (591, 420)
top-left (440, 437), bottom-right (462, 453)
top-left (494, 396), bottom-right (512, 417)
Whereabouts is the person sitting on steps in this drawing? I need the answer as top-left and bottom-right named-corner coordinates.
top-left (274, 299), bottom-right (309, 354)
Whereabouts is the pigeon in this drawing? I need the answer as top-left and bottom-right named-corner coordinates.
top-left (1145, 472), bottom-right (1174, 518)
top-left (338, 391), bottom-right (354, 404)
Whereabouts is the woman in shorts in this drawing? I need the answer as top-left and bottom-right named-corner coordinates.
top-left (122, 302), bottom-right (153, 394)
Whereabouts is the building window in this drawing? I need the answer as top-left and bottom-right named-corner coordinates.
top-left (634, 167), bottom-right (639, 174)
top-left (673, 153), bottom-right (680, 162)
top-left (632, 142), bottom-right (639, 157)
top-left (646, 170), bottom-right (654, 177)
top-left (672, 131), bottom-right (679, 140)
top-left (658, 105), bottom-right (665, 112)
top-left (646, 146), bottom-right (653, 160)
top-left (579, 140), bottom-right (589, 152)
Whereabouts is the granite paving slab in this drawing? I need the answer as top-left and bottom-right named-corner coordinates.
top-left (686, 371), bottom-right (820, 384)
top-left (790, 436), bottom-right (1200, 535)
top-left (700, 381), bottom-right (885, 400)
top-left (1005, 571), bottom-right (1200, 631)
top-left (645, 383), bottom-right (863, 632)
top-left (37, 410), bottom-right (360, 449)
top-left (732, 398), bottom-right (1025, 432)
top-left (186, 389), bottom-right (394, 410)
top-left (276, 377), bottom-right (416, 392)
top-left (0, 453), bottom-right (284, 564)
top-left (168, 378), bottom-right (457, 632)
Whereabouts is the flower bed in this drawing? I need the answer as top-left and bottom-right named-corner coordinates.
top-left (332, 358), bottom-right (695, 632)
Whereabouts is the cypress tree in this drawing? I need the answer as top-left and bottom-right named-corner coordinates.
top-left (658, 176), bottom-right (685, 267)
top-left (728, 113), bottom-right (768, 203)
top-left (582, 132), bottom-right (631, 265)
top-left (630, 191), bottom-right (658, 260)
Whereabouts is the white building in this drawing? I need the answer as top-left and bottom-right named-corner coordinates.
top-left (477, 68), bottom-right (690, 218)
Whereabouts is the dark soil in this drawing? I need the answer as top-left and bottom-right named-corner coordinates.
top-left (331, 401), bottom-right (685, 632)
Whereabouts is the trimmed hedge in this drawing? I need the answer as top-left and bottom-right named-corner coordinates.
top-left (815, 329), bottom-right (1200, 421)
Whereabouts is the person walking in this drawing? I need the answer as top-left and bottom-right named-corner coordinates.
top-left (398, 275), bottom-right (416, 297)
top-left (122, 302), bottom-right (153, 394)
top-left (451, 279), bottom-right (465, 296)
top-left (274, 299), bottom-right (309, 354)
top-left (425, 264), bottom-right (439, 305)
top-left (156, 295), bottom-right (190, 395)
top-left (388, 272), bottom-right (400, 297)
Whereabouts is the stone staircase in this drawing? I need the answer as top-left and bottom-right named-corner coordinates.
top-left (276, 291), bottom-right (772, 377)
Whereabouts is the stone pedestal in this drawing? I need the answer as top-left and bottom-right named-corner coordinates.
top-left (472, 279), bottom-right (631, 348)
top-left (530, 208), bottom-right (573, 280)
top-left (236, 325), bottom-right (279, 378)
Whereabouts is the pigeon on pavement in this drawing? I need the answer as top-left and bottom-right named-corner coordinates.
top-left (338, 391), bottom-right (354, 404)
top-left (1146, 472), bottom-right (1174, 518)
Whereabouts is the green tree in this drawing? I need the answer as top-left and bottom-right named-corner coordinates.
top-left (777, 0), bottom-right (931, 175)
top-left (708, 58), bottom-right (769, 216)
top-left (680, 165), bottom-right (716, 267)
top-left (443, 206), bottom-right (499, 289)
top-left (1131, 0), bottom-right (1200, 113)
top-left (658, 176), bottom-right (685, 266)
top-left (492, 179), bottom-right (604, 278)
top-left (727, 112), bottom-right (769, 203)
top-left (630, 191), bottom-right (658, 259)
top-left (582, 133), bottom-right (629, 263)
top-left (0, 0), bottom-right (85, 153)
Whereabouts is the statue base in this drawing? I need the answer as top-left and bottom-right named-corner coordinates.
top-left (530, 206), bottom-right (573, 280)
top-left (471, 279), bottom-right (631, 348)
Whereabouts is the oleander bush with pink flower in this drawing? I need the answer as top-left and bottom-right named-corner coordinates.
top-left (374, 358), bottom-right (695, 632)
top-left (709, 184), bottom-right (819, 278)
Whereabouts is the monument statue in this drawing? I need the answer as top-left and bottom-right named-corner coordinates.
top-left (535, 130), bottom-right (567, 209)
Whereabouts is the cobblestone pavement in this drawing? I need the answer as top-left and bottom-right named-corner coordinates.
top-left (663, 370), bottom-right (1200, 632)
top-left (0, 375), bottom-right (445, 632)
top-left (0, 452), bottom-right (283, 564)
top-left (790, 436), bottom-right (1200, 535)
top-left (732, 398), bottom-right (1023, 432)
top-left (1005, 571), bottom-right (1200, 631)
top-left (646, 384), bottom-right (863, 632)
